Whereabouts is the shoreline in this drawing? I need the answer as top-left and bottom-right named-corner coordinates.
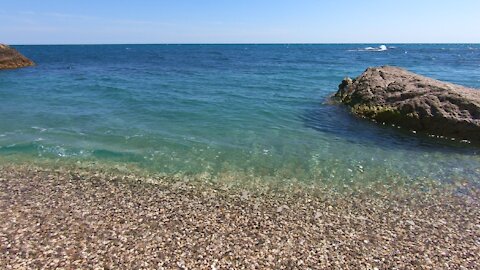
top-left (1, 163), bottom-right (479, 269)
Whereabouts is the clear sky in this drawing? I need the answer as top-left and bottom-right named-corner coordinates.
top-left (1, 0), bottom-right (479, 44)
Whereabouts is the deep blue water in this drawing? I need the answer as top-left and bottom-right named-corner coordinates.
top-left (1, 44), bottom-right (479, 185)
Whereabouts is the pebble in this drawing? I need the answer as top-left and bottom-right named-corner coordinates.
top-left (0, 164), bottom-right (478, 269)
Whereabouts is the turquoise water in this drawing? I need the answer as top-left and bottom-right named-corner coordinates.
top-left (1, 44), bottom-right (479, 185)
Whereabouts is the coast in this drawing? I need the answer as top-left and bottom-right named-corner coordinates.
top-left (0, 44), bottom-right (34, 70)
top-left (1, 163), bottom-right (478, 269)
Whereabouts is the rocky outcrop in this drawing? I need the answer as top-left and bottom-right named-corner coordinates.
top-left (0, 44), bottom-right (34, 70)
top-left (334, 66), bottom-right (480, 143)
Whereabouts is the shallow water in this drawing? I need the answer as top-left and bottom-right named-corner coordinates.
top-left (1, 44), bottom-right (479, 185)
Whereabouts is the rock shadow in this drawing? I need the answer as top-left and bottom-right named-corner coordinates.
top-left (301, 102), bottom-right (479, 155)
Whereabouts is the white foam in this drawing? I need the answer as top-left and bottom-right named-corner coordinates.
top-left (352, 45), bottom-right (389, 52)
top-left (31, 126), bottom-right (47, 132)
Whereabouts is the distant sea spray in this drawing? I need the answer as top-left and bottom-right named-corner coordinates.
top-left (348, 44), bottom-right (393, 52)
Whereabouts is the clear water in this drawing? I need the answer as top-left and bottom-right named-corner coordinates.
top-left (1, 44), bottom-right (479, 185)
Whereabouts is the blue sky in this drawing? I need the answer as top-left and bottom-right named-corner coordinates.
top-left (1, 0), bottom-right (479, 44)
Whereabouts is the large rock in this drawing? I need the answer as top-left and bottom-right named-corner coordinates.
top-left (0, 44), bottom-right (34, 70)
top-left (334, 66), bottom-right (480, 143)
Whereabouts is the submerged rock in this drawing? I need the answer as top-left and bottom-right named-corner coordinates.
top-left (334, 66), bottom-right (480, 143)
top-left (0, 44), bottom-right (34, 70)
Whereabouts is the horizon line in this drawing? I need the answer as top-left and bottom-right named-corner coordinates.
top-left (10, 42), bottom-right (480, 46)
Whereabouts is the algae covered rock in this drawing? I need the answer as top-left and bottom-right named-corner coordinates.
top-left (0, 44), bottom-right (35, 70)
top-left (334, 66), bottom-right (480, 143)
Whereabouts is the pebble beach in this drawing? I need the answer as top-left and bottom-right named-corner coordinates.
top-left (2, 2), bottom-right (480, 268)
top-left (1, 164), bottom-right (479, 269)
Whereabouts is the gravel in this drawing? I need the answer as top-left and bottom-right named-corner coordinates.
top-left (1, 165), bottom-right (479, 269)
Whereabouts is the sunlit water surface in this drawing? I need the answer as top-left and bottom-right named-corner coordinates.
top-left (1, 44), bottom-right (479, 186)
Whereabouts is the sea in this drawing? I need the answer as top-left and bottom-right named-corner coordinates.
top-left (1, 44), bottom-right (479, 187)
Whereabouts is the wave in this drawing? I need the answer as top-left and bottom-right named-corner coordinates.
top-left (31, 126), bottom-right (47, 132)
top-left (348, 45), bottom-right (390, 52)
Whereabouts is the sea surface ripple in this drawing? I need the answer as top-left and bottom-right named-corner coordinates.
top-left (1, 44), bottom-right (479, 186)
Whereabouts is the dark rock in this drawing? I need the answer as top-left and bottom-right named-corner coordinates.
top-left (0, 44), bottom-right (35, 70)
top-left (334, 66), bottom-right (480, 143)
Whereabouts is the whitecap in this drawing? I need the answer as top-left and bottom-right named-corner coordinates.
top-left (350, 45), bottom-right (388, 52)
top-left (364, 45), bottom-right (387, 51)
top-left (31, 126), bottom-right (47, 132)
